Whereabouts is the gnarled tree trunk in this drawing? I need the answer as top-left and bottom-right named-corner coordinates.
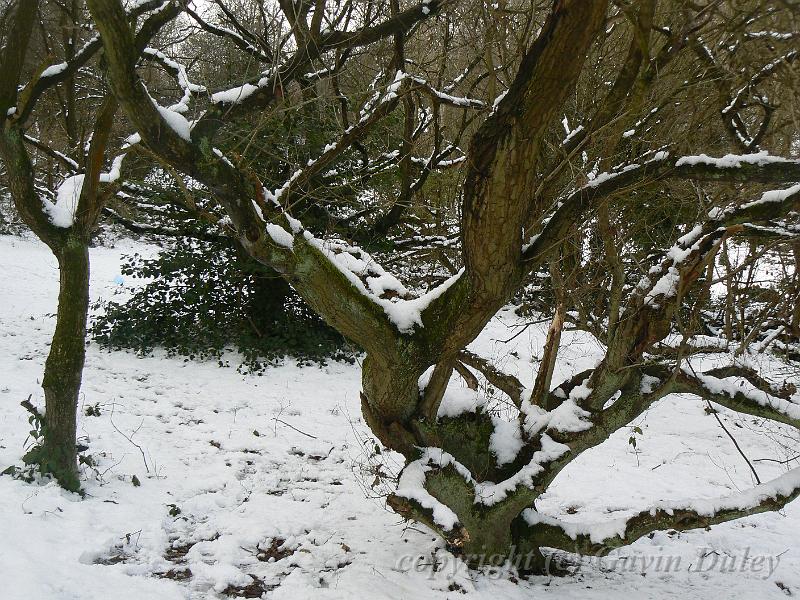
top-left (86, 0), bottom-right (800, 572)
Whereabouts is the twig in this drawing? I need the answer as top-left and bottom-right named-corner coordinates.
top-left (109, 403), bottom-right (150, 474)
top-left (705, 399), bottom-right (761, 485)
top-left (753, 454), bottom-right (800, 465)
top-left (272, 418), bottom-right (317, 439)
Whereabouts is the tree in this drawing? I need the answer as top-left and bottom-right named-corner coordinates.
top-left (0, 0), bottom-right (182, 490)
top-left (85, 0), bottom-right (799, 570)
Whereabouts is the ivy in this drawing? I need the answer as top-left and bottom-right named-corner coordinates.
top-left (91, 238), bottom-right (356, 371)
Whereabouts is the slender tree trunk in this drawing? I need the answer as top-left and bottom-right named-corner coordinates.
top-left (32, 240), bottom-right (90, 492)
top-left (792, 242), bottom-right (800, 336)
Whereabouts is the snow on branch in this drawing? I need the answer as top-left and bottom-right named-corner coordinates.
top-left (739, 222), bottom-right (800, 241)
top-left (721, 51), bottom-right (798, 117)
top-left (675, 150), bottom-right (799, 169)
top-left (262, 73), bottom-right (409, 206)
top-left (209, 68), bottom-right (276, 105)
top-left (522, 150), bottom-right (800, 266)
top-left (675, 368), bottom-right (800, 428)
top-left (709, 181), bottom-right (800, 222)
top-left (13, 0), bottom-right (179, 124)
top-left (257, 179), bottom-right (465, 335)
top-left (639, 224), bottom-right (706, 308)
top-left (743, 31), bottom-right (798, 40)
top-left (142, 48), bottom-right (206, 113)
top-left (23, 135), bottom-right (80, 170)
top-left (405, 75), bottom-right (485, 109)
top-left (41, 136), bottom-right (138, 229)
top-left (394, 434), bottom-right (571, 518)
top-left (303, 235), bottom-right (464, 333)
top-left (522, 467), bottom-right (800, 554)
top-left (184, 5), bottom-right (271, 63)
top-left (197, 0), bottom-right (452, 118)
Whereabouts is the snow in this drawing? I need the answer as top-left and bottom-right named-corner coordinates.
top-left (661, 467), bottom-right (800, 517)
top-left (546, 398), bottom-right (593, 433)
top-left (143, 48), bottom-right (206, 113)
top-left (521, 400), bottom-right (551, 435)
top-left (640, 374), bottom-right (661, 394)
top-left (710, 183), bottom-right (800, 221)
top-left (741, 183), bottom-right (800, 209)
top-left (385, 70), bottom-right (405, 98)
top-left (266, 223), bottom-right (294, 249)
top-left (210, 83), bottom-right (259, 104)
top-left (585, 161), bottom-right (644, 188)
top-left (525, 462), bottom-right (800, 545)
top-left (684, 367), bottom-right (800, 421)
top-left (304, 231), bottom-right (463, 333)
top-left (406, 75), bottom-right (484, 108)
top-left (209, 70), bottom-right (274, 105)
top-left (285, 214), bottom-right (302, 234)
top-left (518, 386), bottom-right (595, 436)
top-left (436, 386), bottom-right (487, 418)
top-left (523, 509), bottom-right (629, 544)
top-left (489, 416), bottom-right (524, 465)
top-left (675, 151), bottom-right (797, 168)
top-left (1, 238), bottom-right (800, 598)
top-left (101, 152), bottom-right (128, 184)
top-left (525, 467), bottom-right (800, 547)
top-left (645, 266), bottom-right (680, 305)
top-left (491, 89), bottom-right (508, 111)
top-left (212, 147), bottom-right (234, 168)
top-left (673, 225), bottom-right (704, 254)
top-left (651, 150), bottom-right (669, 161)
top-left (395, 450), bottom-right (462, 530)
top-left (40, 141), bottom-right (136, 229)
top-left (569, 377), bottom-right (593, 401)
top-left (379, 269), bottom-right (462, 333)
top-left (746, 31), bottom-right (795, 40)
top-left (643, 224), bottom-right (707, 307)
top-left (41, 62), bottom-right (67, 78)
top-left (396, 435), bottom-right (570, 510)
top-left (156, 105), bottom-right (192, 141)
top-left (562, 124), bottom-right (584, 146)
top-left (45, 174), bottom-right (85, 227)
top-left (366, 273), bottom-right (404, 296)
top-left (474, 434), bottom-right (570, 506)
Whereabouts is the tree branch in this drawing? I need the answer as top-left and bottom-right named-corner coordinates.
top-left (520, 468), bottom-right (800, 554)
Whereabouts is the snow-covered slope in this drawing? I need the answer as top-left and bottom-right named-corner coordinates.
top-left (0, 234), bottom-right (798, 599)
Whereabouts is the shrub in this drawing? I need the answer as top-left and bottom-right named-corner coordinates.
top-left (91, 238), bottom-right (355, 371)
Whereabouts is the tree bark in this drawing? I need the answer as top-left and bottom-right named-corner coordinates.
top-left (31, 240), bottom-right (90, 492)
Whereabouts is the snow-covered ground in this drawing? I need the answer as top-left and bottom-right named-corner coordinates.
top-left (1, 234), bottom-right (799, 599)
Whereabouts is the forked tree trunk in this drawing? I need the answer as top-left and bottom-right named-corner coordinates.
top-left (29, 240), bottom-right (90, 492)
top-left (83, 0), bottom-right (800, 572)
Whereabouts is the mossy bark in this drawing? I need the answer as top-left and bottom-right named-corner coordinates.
top-left (34, 241), bottom-right (90, 492)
